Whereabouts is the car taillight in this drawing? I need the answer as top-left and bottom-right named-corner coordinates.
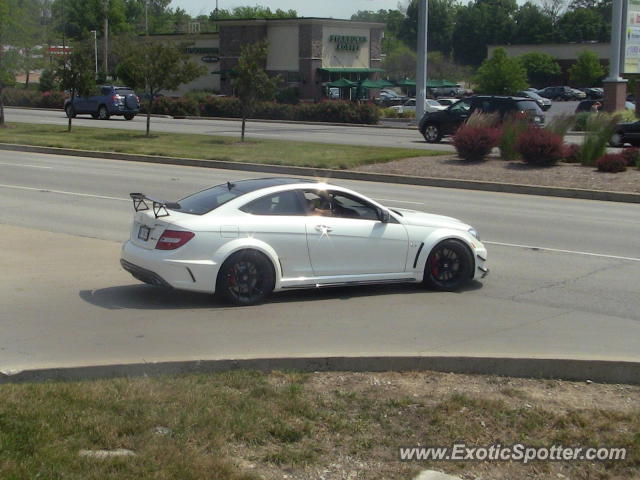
top-left (155, 230), bottom-right (195, 250)
top-left (112, 94), bottom-right (122, 103)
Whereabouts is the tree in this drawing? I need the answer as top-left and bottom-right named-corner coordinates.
top-left (453, 0), bottom-right (518, 66)
top-left (475, 47), bottom-right (528, 94)
top-left (399, 0), bottom-right (459, 56)
top-left (0, 0), bottom-right (17, 126)
top-left (569, 50), bottom-right (606, 87)
top-left (382, 44), bottom-right (416, 80)
top-left (513, 2), bottom-right (554, 44)
top-left (116, 38), bottom-right (204, 136)
top-left (51, 0), bottom-right (130, 40)
top-left (351, 9), bottom-right (405, 54)
top-left (232, 41), bottom-right (279, 142)
top-left (8, 0), bottom-right (47, 88)
top-left (54, 40), bottom-right (95, 132)
top-left (518, 52), bottom-right (561, 88)
top-left (555, 7), bottom-right (608, 42)
top-left (211, 6), bottom-right (297, 21)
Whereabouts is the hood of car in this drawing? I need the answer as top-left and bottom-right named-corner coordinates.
top-left (392, 208), bottom-right (470, 230)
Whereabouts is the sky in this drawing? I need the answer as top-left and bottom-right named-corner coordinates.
top-left (170, 0), bottom-right (532, 20)
top-left (169, 0), bottom-right (409, 19)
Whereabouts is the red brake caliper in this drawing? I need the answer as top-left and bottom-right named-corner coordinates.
top-left (430, 255), bottom-right (440, 277)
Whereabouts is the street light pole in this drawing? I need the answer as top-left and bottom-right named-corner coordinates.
top-left (91, 30), bottom-right (98, 78)
top-left (416, 0), bottom-right (428, 122)
top-left (102, 0), bottom-right (109, 76)
top-left (603, 0), bottom-right (627, 112)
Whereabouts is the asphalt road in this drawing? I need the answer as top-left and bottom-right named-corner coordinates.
top-left (1, 150), bottom-right (639, 373)
top-left (4, 106), bottom-right (585, 152)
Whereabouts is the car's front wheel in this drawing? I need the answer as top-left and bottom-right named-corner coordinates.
top-left (423, 239), bottom-right (473, 291)
top-left (422, 124), bottom-right (442, 143)
top-left (65, 104), bottom-right (76, 118)
top-left (124, 113), bottom-right (135, 120)
top-left (216, 250), bottom-right (275, 306)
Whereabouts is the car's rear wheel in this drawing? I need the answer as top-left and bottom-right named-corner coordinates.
top-left (609, 132), bottom-right (625, 147)
top-left (216, 250), bottom-right (275, 306)
top-left (423, 239), bottom-right (473, 291)
top-left (65, 104), bottom-right (76, 118)
top-left (422, 124), bottom-right (442, 143)
top-left (98, 105), bottom-right (110, 120)
top-left (124, 113), bottom-right (135, 120)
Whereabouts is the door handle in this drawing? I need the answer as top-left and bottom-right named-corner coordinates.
top-left (315, 225), bottom-right (332, 233)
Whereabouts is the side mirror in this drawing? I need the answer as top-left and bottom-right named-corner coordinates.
top-left (378, 208), bottom-right (391, 223)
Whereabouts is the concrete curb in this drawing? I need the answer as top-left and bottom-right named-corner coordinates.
top-left (1, 356), bottom-right (638, 384)
top-left (2, 143), bottom-right (640, 204)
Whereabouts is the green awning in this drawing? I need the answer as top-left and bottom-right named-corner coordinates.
top-left (319, 68), bottom-right (385, 73)
top-left (396, 79), bottom-right (416, 87)
top-left (360, 79), bottom-right (383, 88)
top-left (327, 78), bottom-right (357, 88)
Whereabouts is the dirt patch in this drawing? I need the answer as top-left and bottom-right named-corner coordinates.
top-left (355, 153), bottom-right (640, 194)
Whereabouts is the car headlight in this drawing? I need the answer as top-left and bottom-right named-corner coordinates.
top-left (468, 227), bottom-right (480, 241)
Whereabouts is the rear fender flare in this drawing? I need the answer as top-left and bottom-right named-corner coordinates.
top-left (211, 238), bottom-right (281, 291)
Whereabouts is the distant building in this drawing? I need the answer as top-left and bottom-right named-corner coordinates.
top-left (150, 17), bottom-right (385, 100)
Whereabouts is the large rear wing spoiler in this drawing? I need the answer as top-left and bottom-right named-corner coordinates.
top-left (130, 193), bottom-right (180, 219)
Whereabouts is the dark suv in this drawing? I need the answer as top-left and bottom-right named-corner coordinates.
top-left (64, 85), bottom-right (140, 120)
top-left (418, 95), bottom-right (545, 143)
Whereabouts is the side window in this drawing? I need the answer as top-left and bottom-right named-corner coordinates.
top-left (101, 87), bottom-right (112, 96)
top-left (303, 190), bottom-right (381, 221)
top-left (240, 190), bottom-right (305, 216)
top-left (449, 100), bottom-right (471, 114)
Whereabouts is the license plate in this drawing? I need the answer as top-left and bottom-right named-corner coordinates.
top-left (138, 225), bottom-right (151, 241)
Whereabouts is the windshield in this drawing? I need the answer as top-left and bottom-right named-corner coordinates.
top-left (515, 100), bottom-right (543, 114)
top-left (115, 88), bottom-right (135, 96)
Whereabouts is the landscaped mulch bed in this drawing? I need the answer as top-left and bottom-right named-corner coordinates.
top-left (356, 154), bottom-right (640, 194)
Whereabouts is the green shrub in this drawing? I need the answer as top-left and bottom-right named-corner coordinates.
top-left (38, 69), bottom-right (57, 92)
top-left (545, 114), bottom-right (575, 138)
top-left (275, 87), bottom-right (300, 105)
top-left (573, 112), bottom-right (591, 132)
top-left (1, 87), bottom-right (66, 109)
top-left (613, 109), bottom-right (637, 123)
top-left (499, 113), bottom-right (529, 160)
top-left (381, 107), bottom-right (398, 118)
top-left (578, 113), bottom-right (618, 166)
top-left (621, 147), bottom-right (640, 166)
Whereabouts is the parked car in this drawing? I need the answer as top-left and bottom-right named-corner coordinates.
top-left (429, 86), bottom-right (461, 98)
top-left (581, 87), bottom-right (604, 100)
top-left (571, 88), bottom-right (587, 100)
top-left (610, 120), bottom-right (640, 147)
top-left (64, 85), bottom-right (140, 120)
top-left (418, 95), bottom-right (545, 143)
top-left (537, 86), bottom-right (579, 101)
top-left (375, 89), bottom-right (407, 107)
top-left (391, 98), bottom-right (446, 114)
top-left (515, 90), bottom-right (552, 111)
top-left (435, 98), bottom-right (459, 107)
top-left (121, 178), bottom-right (488, 305)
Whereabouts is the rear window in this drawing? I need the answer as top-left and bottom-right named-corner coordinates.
top-left (115, 88), bottom-right (135, 96)
top-left (515, 100), bottom-right (542, 113)
top-left (173, 178), bottom-right (314, 215)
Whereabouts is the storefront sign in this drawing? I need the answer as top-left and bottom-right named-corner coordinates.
top-left (185, 47), bottom-right (219, 54)
top-left (624, 0), bottom-right (640, 73)
top-left (201, 56), bottom-right (219, 63)
top-left (329, 34), bottom-right (367, 52)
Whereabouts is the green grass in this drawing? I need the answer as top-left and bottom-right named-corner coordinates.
top-left (0, 123), bottom-right (440, 170)
top-left (0, 371), bottom-right (638, 480)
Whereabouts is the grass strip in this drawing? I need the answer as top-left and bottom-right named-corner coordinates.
top-left (0, 371), bottom-right (638, 479)
top-left (0, 123), bottom-right (440, 170)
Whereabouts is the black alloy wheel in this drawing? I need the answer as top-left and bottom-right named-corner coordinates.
top-left (217, 250), bottom-right (275, 306)
top-left (424, 239), bottom-right (473, 290)
top-left (98, 105), bottom-right (110, 120)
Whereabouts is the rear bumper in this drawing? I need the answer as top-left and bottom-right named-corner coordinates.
top-left (120, 259), bottom-right (172, 288)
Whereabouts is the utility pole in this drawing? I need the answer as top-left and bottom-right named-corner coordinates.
top-left (91, 30), bottom-right (97, 78)
top-left (102, 0), bottom-right (109, 76)
top-left (415, 0), bottom-right (428, 122)
top-left (145, 0), bottom-right (149, 35)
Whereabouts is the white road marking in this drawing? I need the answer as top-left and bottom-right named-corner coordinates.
top-left (1, 181), bottom-right (639, 263)
top-left (0, 162), bottom-right (52, 169)
top-left (374, 198), bottom-right (425, 205)
top-left (485, 241), bottom-right (640, 263)
top-left (0, 183), bottom-right (128, 202)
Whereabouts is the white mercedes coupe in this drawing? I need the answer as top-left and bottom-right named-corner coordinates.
top-left (120, 178), bottom-right (489, 305)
